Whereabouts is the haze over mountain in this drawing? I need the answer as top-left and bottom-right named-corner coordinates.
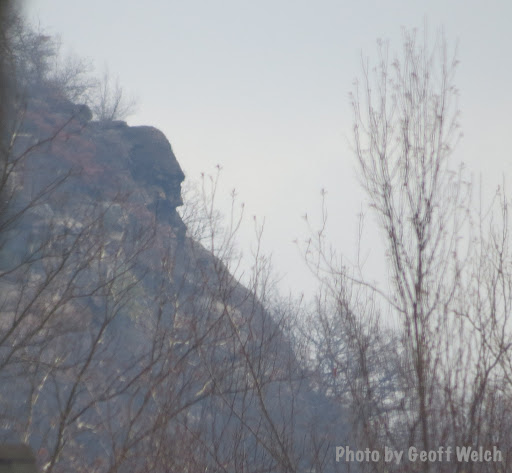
top-left (0, 15), bottom-right (349, 472)
top-left (5, 5), bottom-right (512, 473)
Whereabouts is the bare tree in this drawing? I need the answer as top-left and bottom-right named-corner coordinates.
top-left (89, 68), bottom-right (137, 122)
top-left (166, 169), bottom-right (350, 473)
top-left (302, 28), bottom-right (512, 473)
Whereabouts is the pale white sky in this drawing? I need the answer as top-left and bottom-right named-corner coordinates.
top-left (25, 0), bottom-right (512, 298)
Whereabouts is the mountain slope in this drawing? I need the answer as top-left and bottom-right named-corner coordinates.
top-left (0, 70), bottom-right (349, 472)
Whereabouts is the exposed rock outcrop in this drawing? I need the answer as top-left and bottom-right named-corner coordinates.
top-left (0, 89), bottom-right (348, 473)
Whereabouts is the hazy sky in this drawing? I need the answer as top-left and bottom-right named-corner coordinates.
top-left (25, 0), bottom-right (512, 298)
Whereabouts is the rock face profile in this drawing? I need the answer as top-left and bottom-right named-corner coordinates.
top-left (87, 120), bottom-right (185, 209)
top-left (0, 87), bottom-right (347, 473)
top-left (124, 125), bottom-right (185, 205)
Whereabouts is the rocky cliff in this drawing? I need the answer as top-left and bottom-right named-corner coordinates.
top-left (0, 85), bottom-right (348, 473)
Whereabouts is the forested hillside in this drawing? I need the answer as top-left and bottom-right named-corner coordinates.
top-left (0, 10), bottom-right (347, 473)
top-left (3, 5), bottom-right (512, 473)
